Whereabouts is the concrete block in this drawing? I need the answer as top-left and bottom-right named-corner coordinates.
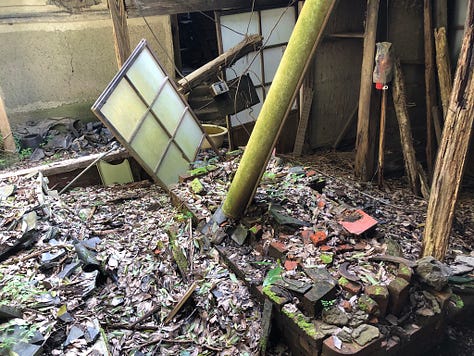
top-left (301, 281), bottom-right (338, 317)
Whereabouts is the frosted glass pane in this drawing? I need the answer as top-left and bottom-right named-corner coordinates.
top-left (221, 12), bottom-right (260, 52)
top-left (130, 114), bottom-right (169, 169)
top-left (225, 52), bottom-right (263, 86)
top-left (261, 7), bottom-right (295, 46)
top-left (263, 46), bottom-right (286, 82)
top-left (152, 83), bottom-right (186, 134)
top-left (127, 48), bottom-right (166, 105)
top-left (101, 79), bottom-right (148, 141)
top-left (175, 112), bottom-right (204, 160)
top-left (157, 143), bottom-right (189, 187)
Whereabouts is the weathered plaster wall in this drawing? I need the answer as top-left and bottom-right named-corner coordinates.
top-left (0, 3), bottom-right (174, 125)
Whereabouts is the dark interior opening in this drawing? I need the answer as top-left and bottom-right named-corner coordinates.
top-left (177, 11), bottom-right (219, 75)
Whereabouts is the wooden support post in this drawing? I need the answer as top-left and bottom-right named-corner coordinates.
top-left (108, 0), bottom-right (131, 68)
top-left (222, 0), bottom-right (337, 219)
top-left (0, 95), bottom-right (16, 153)
top-left (377, 88), bottom-right (388, 187)
top-left (392, 59), bottom-right (421, 196)
top-left (177, 34), bottom-right (263, 94)
top-left (293, 62), bottom-right (314, 156)
top-left (354, 0), bottom-right (380, 181)
top-left (422, 1), bottom-right (474, 260)
top-left (434, 0), bottom-right (448, 28)
top-left (434, 27), bottom-right (452, 119)
top-left (424, 0), bottom-right (437, 176)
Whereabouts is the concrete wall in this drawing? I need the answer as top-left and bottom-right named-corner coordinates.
top-left (0, 2), bottom-right (174, 126)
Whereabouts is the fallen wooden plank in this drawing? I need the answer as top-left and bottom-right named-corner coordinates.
top-left (0, 149), bottom-right (129, 181)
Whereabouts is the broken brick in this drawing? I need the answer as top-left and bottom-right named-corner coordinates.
top-left (353, 242), bottom-right (368, 251)
top-left (387, 277), bottom-right (410, 316)
top-left (306, 169), bottom-right (317, 177)
top-left (320, 245), bottom-right (332, 252)
top-left (335, 244), bottom-right (354, 254)
top-left (301, 229), bottom-right (314, 244)
top-left (364, 285), bottom-right (389, 317)
top-left (311, 230), bottom-right (328, 246)
top-left (358, 294), bottom-right (380, 316)
top-left (339, 277), bottom-right (362, 295)
top-left (268, 241), bottom-right (288, 260)
top-left (285, 260), bottom-right (299, 271)
top-left (341, 300), bottom-right (352, 312)
top-left (339, 209), bottom-right (378, 235)
top-left (322, 333), bottom-right (382, 356)
top-left (397, 264), bottom-right (413, 282)
top-left (428, 288), bottom-right (452, 311)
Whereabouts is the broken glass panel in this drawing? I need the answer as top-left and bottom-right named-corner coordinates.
top-left (92, 39), bottom-right (207, 190)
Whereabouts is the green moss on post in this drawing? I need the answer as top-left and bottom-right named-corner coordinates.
top-left (222, 0), bottom-right (337, 219)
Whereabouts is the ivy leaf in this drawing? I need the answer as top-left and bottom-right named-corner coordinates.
top-left (263, 266), bottom-right (283, 287)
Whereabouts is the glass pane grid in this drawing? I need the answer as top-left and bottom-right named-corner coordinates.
top-left (92, 40), bottom-right (205, 189)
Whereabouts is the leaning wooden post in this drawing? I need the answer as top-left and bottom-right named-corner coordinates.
top-left (422, 0), bottom-right (474, 260)
top-left (222, 0), bottom-right (337, 219)
top-left (424, 0), bottom-right (437, 176)
top-left (354, 0), bottom-right (381, 181)
top-left (392, 58), bottom-right (421, 196)
top-left (377, 88), bottom-right (388, 187)
top-left (108, 0), bottom-right (131, 68)
top-left (434, 27), bottom-right (452, 119)
top-left (0, 95), bottom-right (16, 153)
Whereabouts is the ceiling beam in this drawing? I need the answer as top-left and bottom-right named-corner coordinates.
top-left (125, 0), bottom-right (291, 16)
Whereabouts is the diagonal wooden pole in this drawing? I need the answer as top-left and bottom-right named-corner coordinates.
top-left (222, 0), bottom-right (337, 219)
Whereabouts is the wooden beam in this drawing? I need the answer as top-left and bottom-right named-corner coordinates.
top-left (424, 0), bottom-right (437, 175)
top-left (434, 27), bottom-right (452, 119)
top-left (433, 0), bottom-right (448, 28)
top-left (108, 0), bottom-right (131, 68)
top-left (392, 58), bottom-right (422, 196)
top-left (293, 60), bottom-right (315, 156)
top-left (125, 0), bottom-right (291, 17)
top-left (0, 95), bottom-right (16, 153)
top-left (177, 34), bottom-right (263, 94)
top-left (422, 0), bottom-right (474, 260)
top-left (354, 0), bottom-right (380, 181)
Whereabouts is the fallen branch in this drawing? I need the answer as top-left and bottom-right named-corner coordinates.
top-left (138, 336), bottom-right (222, 352)
top-left (164, 281), bottom-right (198, 324)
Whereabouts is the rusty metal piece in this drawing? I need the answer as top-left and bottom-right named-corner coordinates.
top-left (339, 262), bottom-right (360, 282)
